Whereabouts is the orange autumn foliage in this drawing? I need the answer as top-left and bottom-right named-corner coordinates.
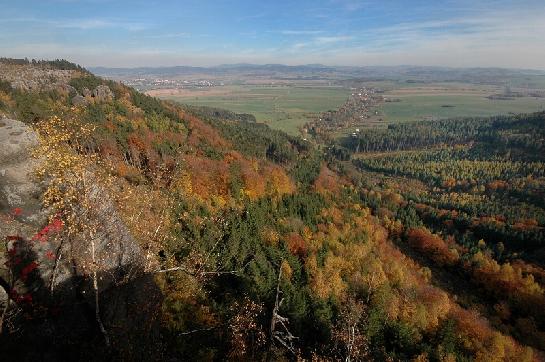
top-left (182, 113), bottom-right (231, 151)
top-left (468, 251), bottom-right (544, 299)
top-left (265, 164), bottom-right (295, 196)
top-left (303, 206), bottom-right (455, 332)
top-left (314, 164), bottom-right (346, 195)
top-left (285, 232), bottom-right (307, 258)
top-left (487, 180), bottom-right (508, 191)
top-left (178, 154), bottom-right (294, 204)
top-left (449, 307), bottom-right (535, 361)
top-left (183, 155), bottom-right (230, 200)
top-left (407, 227), bottom-right (459, 266)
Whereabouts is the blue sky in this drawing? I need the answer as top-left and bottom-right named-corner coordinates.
top-left (1, 0), bottom-right (545, 68)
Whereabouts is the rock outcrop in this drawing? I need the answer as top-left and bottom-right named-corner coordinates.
top-left (0, 62), bottom-right (114, 108)
top-left (75, 85), bottom-right (114, 104)
top-left (0, 117), bottom-right (43, 225)
top-left (92, 84), bottom-right (114, 101)
top-left (0, 117), bottom-right (145, 282)
top-left (0, 118), bottom-right (159, 358)
top-left (0, 63), bottom-right (78, 92)
top-left (71, 94), bottom-right (89, 106)
top-left (82, 87), bottom-right (92, 97)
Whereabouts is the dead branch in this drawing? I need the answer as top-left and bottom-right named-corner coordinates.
top-left (49, 237), bottom-right (65, 293)
top-left (269, 261), bottom-right (297, 356)
top-left (178, 326), bottom-right (215, 335)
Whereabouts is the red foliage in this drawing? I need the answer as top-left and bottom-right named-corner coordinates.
top-left (127, 132), bottom-right (150, 152)
top-left (31, 218), bottom-right (63, 242)
top-left (50, 218), bottom-right (63, 232)
top-left (314, 165), bottom-right (342, 194)
top-left (285, 232), bottom-right (307, 258)
top-left (20, 261), bottom-right (39, 281)
top-left (184, 155), bottom-right (230, 199)
top-left (9, 289), bottom-right (33, 305)
top-left (407, 227), bottom-right (459, 266)
top-left (184, 113), bottom-right (230, 151)
top-left (45, 250), bottom-right (56, 261)
top-left (487, 180), bottom-right (508, 191)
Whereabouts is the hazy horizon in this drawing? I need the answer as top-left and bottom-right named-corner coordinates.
top-left (1, 0), bottom-right (545, 69)
top-left (87, 63), bottom-right (545, 72)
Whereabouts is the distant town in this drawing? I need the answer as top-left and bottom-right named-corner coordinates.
top-left (304, 86), bottom-right (385, 138)
top-left (123, 77), bottom-right (222, 91)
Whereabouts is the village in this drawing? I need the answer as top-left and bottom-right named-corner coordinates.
top-left (303, 86), bottom-right (385, 139)
top-left (123, 77), bottom-right (221, 91)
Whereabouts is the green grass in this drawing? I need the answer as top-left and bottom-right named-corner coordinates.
top-left (161, 85), bottom-right (351, 135)
top-left (380, 94), bottom-right (545, 122)
top-left (499, 74), bottom-right (545, 89)
top-left (160, 81), bottom-right (545, 134)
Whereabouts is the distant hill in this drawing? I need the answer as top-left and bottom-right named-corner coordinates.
top-left (91, 63), bottom-right (545, 85)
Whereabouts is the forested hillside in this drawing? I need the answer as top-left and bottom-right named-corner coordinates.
top-left (343, 112), bottom-right (545, 357)
top-left (0, 59), bottom-right (544, 361)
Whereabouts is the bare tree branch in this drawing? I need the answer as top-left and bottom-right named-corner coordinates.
top-left (154, 257), bottom-right (253, 278)
top-left (49, 238), bottom-right (65, 293)
top-left (178, 326), bottom-right (215, 335)
top-left (269, 261), bottom-right (297, 357)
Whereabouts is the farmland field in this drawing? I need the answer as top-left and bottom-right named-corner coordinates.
top-left (379, 84), bottom-right (545, 122)
top-left (156, 81), bottom-right (545, 135)
top-left (158, 85), bottom-right (351, 135)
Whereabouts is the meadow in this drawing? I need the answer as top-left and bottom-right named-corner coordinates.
top-left (379, 83), bottom-right (545, 122)
top-left (158, 85), bottom-right (351, 135)
top-left (158, 81), bottom-right (545, 135)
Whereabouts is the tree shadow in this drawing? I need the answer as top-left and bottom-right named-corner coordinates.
top-left (0, 234), bottom-right (164, 361)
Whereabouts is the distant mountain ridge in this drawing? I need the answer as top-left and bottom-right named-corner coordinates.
top-left (90, 63), bottom-right (338, 78)
top-left (91, 63), bottom-right (545, 85)
top-left (91, 63), bottom-right (545, 73)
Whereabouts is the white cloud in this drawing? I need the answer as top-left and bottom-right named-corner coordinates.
top-left (278, 30), bottom-right (325, 35)
top-left (314, 36), bottom-right (353, 44)
top-left (283, 7), bottom-right (545, 69)
top-left (292, 35), bottom-right (354, 49)
top-left (2, 5), bottom-right (544, 69)
top-left (0, 16), bottom-right (147, 31)
top-left (56, 19), bottom-right (114, 29)
top-left (56, 18), bottom-right (147, 31)
top-left (141, 32), bottom-right (190, 39)
top-left (330, 0), bottom-right (367, 12)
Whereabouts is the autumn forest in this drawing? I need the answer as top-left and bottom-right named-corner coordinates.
top-left (0, 58), bottom-right (545, 362)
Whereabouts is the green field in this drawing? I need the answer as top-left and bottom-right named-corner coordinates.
top-left (160, 85), bottom-right (351, 135)
top-left (159, 82), bottom-right (545, 135)
top-left (380, 94), bottom-right (545, 122)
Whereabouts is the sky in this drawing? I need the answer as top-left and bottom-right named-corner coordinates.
top-left (1, 0), bottom-right (545, 69)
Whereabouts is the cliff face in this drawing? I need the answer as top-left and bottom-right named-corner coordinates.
top-left (0, 117), bottom-right (144, 273)
top-left (0, 117), bottom-right (42, 325)
top-left (0, 62), bottom-right (77, 92)
top-left (0, 117), bottom-right (160, 359)
top-left (0, 117), bottom-right (42, 224)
